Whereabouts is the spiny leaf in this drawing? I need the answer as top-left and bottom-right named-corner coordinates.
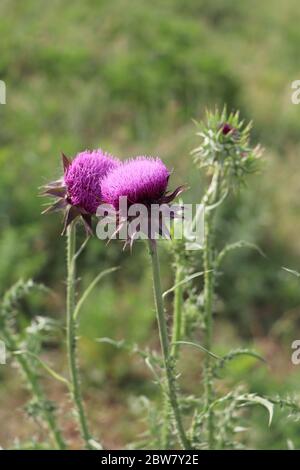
top-left (96, 337), bottom-right (163, 378)
top-left (237, 394), bottom-right (274, 426)
top-left (1, 279), bottom-right (47, 313)
top-left (173, 340), bottom-right (221, 360)
top-left (216, 240), bottom-right (266, 268)
top-left (162, 271), bottom-right (208, 298)
top-left (213, 348), bottom-right (266, 376)
top-left (13, 350), bottom-right (70, 389)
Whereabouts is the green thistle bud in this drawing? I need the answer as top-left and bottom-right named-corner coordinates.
top-left (192, 107), bottom-right (262, 188)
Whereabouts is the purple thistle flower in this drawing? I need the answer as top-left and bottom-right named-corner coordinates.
top-left (64, 150), bottom-right (119, 214)
top-left (42, 150), bottom-right (120, 234)
top-left (100, 156), bottom-right (185, 247)
top-left (102, 157), bottom-right (174, 209)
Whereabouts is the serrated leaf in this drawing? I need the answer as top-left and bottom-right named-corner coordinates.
top-left (238, 394), bottom-right (274, 426)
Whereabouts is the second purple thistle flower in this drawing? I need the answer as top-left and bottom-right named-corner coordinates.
top-left (100, 156), bottom-right (185, 243)
top-left (101, 157), bottom-right (184, 208)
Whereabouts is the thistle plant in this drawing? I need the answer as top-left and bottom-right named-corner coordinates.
top-left (6, 111), bottom-right (294, 451)
top-left (190, 108), bottom-right (262, 448)
top-left (42, 149), bottom-right (119, 449)
top-left (101, 156), bottom-right (190, 449)
top-left (0, 280), bottom-right (66, 449)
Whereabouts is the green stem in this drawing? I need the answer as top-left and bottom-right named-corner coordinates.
top-left (164, 259), bottom-right (184, 448)
top-left (203, 209), bottom-right (215, 448)
top-left (171, 263), bottom-right (184, 359)
top-left (148, 239), bottom-right (190, 450)
top-left (66, 223), bottom-right (93, 450)
top-left (202, 168), bottom-right (220, 449)
top-left (2, 326), bottom-right (66, 449)
top-left (161, 398), bottom-right (171, 449)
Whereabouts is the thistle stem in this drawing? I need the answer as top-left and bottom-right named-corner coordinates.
top-left (2, 326), bottom-right (66, 449)
top-left (203, 209), bottom-right (215, 448)
top-left (161, 397), bottom-right (171, 449)
top-left (148, 239), bottom-right (190, 450)
top-left (66, 222), bottom-right (93, 450)
top-left (171, 263), bottom-right (184, 359)
top-left (162, 259), bottom-right (184, 448)
top-left (163, 260), bottom-right (184, 449)
top-left (202, 168), bottom-right (220, 449)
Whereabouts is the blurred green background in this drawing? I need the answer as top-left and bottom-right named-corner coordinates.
top-left (1, 0), bottom-right (300, 449)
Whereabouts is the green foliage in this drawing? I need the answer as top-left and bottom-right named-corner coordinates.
top-left (0, 279), bottom-right (66, 449)
top-left (1, 0), bottom-right (300, 450)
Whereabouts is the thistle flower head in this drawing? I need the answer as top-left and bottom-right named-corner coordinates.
top-left (64, 150), bottom-right (119, 214)
top-left (192, 107), bottom-right (262, 188)
top-left (101, 157), bottom-right (172, 209)
top-left (42, 150), bottom-right (120, 234)
top-left (100, 156), bottom-right (185, 248)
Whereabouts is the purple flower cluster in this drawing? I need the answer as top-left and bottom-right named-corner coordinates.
top-left (43, 150), bottom-right (183, 237)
